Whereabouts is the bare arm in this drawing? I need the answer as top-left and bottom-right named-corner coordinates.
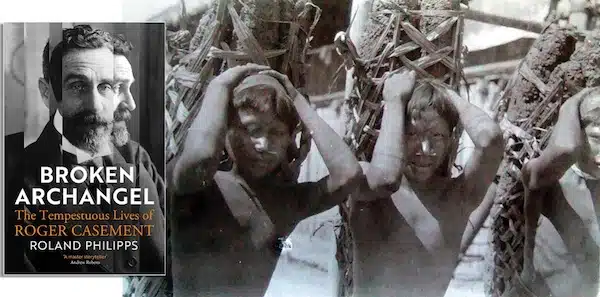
top-left (434, 83), bottom-right (504, 199)
top-left (268, 178), bottom-right (340, 231)
top-left (294, 91), bottom-right (363, 196)
top-left (261, 70), bottom-right (363, 208)
top-left (460, 181), bottom-right (497, 254)
top-left (365, 71), bottom-right (415, 197)
top-left (522, 89), bottom-right (588, 190)
top-left (520, 88), bottom-right (597, 285)
top-left (264, 70), bottom-right (363, 196)
top-left (172, 64), bottom-right (269, 195)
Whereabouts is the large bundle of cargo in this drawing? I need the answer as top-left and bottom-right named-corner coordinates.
top-left (164, 0), bottom-right (320, 167)
top-left (342, 0), bottom-right (463, 161)
top-left (487, 25), bottom-right (600, 297)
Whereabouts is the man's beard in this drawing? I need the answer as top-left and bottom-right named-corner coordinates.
top-left (111, 106), bottom-right (131, 147)
top-left (62, 111), bottom-right (112, 154)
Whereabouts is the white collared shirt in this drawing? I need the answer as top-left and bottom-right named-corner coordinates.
top-left (53, 111), bottom-right (112, 164)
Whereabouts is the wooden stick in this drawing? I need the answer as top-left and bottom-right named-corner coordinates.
top-left (310, 91), bottom-right (345, 104)
top-left (463, 9), bottom-right (544, 33)
top-left (463, 59), bottom-right (521, 80)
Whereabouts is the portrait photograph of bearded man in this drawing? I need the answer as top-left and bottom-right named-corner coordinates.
top-left (3, 23), bottom-right (166, 275)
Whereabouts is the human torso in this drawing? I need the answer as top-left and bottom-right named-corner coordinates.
top-left (171, 171), bottom-right (289, 297)
top-left (537, 167), bottom-right (600, 296)
top-left (557, 168), bottom-right (600, 243)
top-left (351, 175), bottom-right (478, 297)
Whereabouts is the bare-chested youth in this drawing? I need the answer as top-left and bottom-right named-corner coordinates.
top-left (518, 87), bottom-right (600, 297)
top-left (351, 71), bottom-right (504, 297)
top-left (169, 64), bottom-right (363, 297)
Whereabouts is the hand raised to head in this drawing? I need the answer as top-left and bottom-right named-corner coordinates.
top-left (382, 70), bottom-right (416, 104)
top-left (212, 63), bottom-right (270, 89)
top-left (429, 79), bottom-right (462, 102)
top-left (257, 70), bottom-right (301, 101)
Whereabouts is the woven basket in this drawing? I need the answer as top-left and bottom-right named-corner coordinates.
top-left (489, 72), bottom-right (564, 297)
top-left (333, 1), bottom-right (465, 296)
top-left (164, 0), bottom-right (321, 168)
top-left (339, 3), bottom-right (465, 161)
top-left (489, 26), bottom-right (600, 297)
top-left (123, 277), bottom-right (171, 297)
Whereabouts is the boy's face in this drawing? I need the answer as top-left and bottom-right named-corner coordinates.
top-left (579, 95), bottom-right (600, 177)
top-left (227, 103), bottom-right (293, 180)
top-left (581, 121), bottom-right (600, 177)
top-left (404, 109), bottom-right (452, 183)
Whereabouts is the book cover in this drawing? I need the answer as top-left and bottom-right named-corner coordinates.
top-left (3, 22), bottom-right (167, 275)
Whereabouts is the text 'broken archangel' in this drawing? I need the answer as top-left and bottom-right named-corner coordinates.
top-left (14, 166), bottom-right (155, 206)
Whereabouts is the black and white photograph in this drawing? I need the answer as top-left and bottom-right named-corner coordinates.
top-left (3, 22), bottom-right (166, 275)
top-left (121, 0), bottom-right (600, 296)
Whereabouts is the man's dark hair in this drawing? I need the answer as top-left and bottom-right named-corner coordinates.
top-left (407, 82), bottom-right (460, 177)
top-left (232, 86), bottom-right (300, 136)
top-left (407, 82), bottom-right (460, 132)
top-left (42, 25), bottom-right (113, 101)
top-left (112, 33), bottom-right (133, 57)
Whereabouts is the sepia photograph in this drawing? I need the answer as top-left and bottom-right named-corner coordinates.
top-left (3, 22), bottom-right (167, 275)
top-left (120, 0), bottom-right (600, 296)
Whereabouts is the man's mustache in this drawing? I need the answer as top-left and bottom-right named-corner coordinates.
top-left (69, 111), bottom-right (111, 126)
top-left (114, 107), bottom-right (131, 122)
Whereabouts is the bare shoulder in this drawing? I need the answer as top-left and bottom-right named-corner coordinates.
top-left (351, 161), bottom-right (384, 202)
top-left (447, 173), bottom-right (489, 209)
top-left (449, 172), bottom-right (466, 189)
top-left (273, 178), bottom-right (329, 198)
top-left (447, 174), bottom-right (475, 201)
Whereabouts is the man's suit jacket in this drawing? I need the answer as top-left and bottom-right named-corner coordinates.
top-left (5, 122), bottom-right (166, 274)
